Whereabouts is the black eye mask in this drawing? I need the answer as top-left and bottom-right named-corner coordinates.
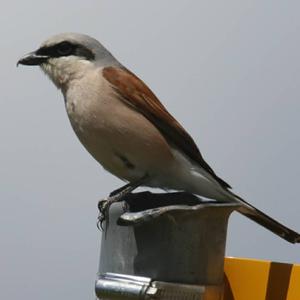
top-left (36, 41), bottom-right (95, 61)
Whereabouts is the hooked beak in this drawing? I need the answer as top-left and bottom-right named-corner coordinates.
top-left (17, 51), bottom-right (49, 66)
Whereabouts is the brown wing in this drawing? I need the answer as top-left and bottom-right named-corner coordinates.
top-left (102, 66), bottom-right (231, 189)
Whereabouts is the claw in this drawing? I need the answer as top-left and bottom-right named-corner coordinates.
top-left (97, 204), bottom-right (106, 230)
top-left (96, 177), bottom-right (147, 232)
top-left (97, 196), bottom-right (118, 232)
top-left (97, 198), bottom-right (111, 231)
top-left (97, 214), bottom-right (106, 231)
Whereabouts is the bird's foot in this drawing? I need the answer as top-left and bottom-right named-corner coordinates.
top-left (97, 176), bottom-right (148, 231)
top-left (97, 196), bottom-right (119, 231)
top-left (97, 198), bottom-right (110, 230)
top-left (97, 192), bottom-right (127, 231)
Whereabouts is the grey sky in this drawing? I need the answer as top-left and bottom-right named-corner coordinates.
top-left (1, 1), bottom-right (300, 299)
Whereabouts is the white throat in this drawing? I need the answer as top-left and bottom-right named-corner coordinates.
top-left (40, 56), bottom-right (94, 89)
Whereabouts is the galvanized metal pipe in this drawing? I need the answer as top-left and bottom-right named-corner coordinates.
top-left (96, 192), bottom-right (239, 299)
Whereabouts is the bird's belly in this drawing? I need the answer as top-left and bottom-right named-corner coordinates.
top-left (80, 132), bottom-right (148, 181)
top-left (65, 89), bottom-right (175, 183)
top-left (72, 123), bottom-right (173, 182)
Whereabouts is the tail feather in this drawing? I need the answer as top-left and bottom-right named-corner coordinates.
top-left (229, 191), bottom-right (300, 244)
top-left (171, 149), bottom-right (299, 243)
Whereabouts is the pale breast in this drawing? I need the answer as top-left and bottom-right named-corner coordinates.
top-left (64, 69), bottom-right (175, 182)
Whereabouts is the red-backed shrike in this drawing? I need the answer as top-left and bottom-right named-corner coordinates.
top-left (18, 33), bottom-right (299, 243)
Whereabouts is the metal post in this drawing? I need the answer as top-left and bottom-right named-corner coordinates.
top-left (95, 192), bottom-right (239, 300)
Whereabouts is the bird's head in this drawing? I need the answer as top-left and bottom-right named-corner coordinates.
top-left (17, 33), bottom-right (118, 89)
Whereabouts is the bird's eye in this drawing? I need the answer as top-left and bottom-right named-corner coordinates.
top-left (56, 42), bottom-right (73, 56)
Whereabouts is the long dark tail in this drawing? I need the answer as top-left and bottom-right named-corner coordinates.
top-left (228, 191), bottom-right (300, 244)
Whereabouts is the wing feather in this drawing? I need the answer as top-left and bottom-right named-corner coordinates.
top-left (102, 66), bottom-right (231, 189)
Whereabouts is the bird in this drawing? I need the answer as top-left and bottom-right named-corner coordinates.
top-left (18, 32), bottom-right (299, 243)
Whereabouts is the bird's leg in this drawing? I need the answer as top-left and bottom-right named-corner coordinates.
top-left (97, 175), bottom-right (148, 230)
top-left (109, 182), bottom-right (132, 197)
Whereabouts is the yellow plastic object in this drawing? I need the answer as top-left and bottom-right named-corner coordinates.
top-left (223, 257), bottom-right (300, 300)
